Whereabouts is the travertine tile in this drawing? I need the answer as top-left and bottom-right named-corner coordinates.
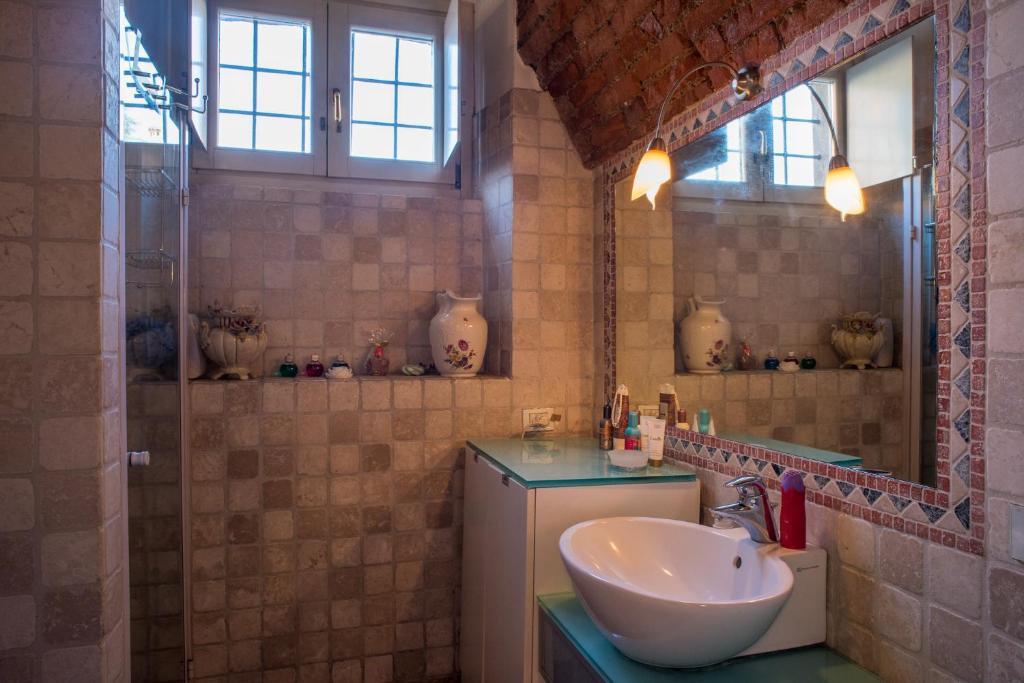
top-left (989, 567), bottom-right (1024, 642)
top-left (928, 607), bottom-right (983, 682)
top-left (0, 595), bottom-right (35, 649)
top-left (836, 515), bottom-right (876, 573)
top-left (928, 544), bottom-right (984, 619)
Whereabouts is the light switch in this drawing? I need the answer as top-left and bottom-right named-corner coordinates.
top-left (1012, 503), bottom-right (1024, 563)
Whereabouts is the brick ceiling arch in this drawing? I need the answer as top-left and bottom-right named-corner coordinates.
top-left (516, 0), bottom-right (854, 167)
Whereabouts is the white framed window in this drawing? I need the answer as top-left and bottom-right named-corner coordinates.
top-left (329, 3), bottom-right (444, 182)
top-left (197, 0), bottom-right (469, 185)
top-left (198, 0), bottom-right (327, 175)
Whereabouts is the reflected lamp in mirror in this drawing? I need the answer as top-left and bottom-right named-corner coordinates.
top-left (803, 83), bottom-right (866, 220)
top-left (631, 63), bottom-right (762, 208)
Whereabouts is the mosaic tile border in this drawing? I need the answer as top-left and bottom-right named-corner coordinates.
top-left (598, 0), bottom-right (987, 554)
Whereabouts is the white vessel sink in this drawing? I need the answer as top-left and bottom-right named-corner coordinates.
top-left (559, 517), bottom-right (794, 668)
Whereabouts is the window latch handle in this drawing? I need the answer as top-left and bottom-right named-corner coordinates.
top-left (332, 88), bottom-right (343, 133)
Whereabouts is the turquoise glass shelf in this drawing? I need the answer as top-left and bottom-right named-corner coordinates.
top-left (538, 593), bottom-right (882, 683)
top-left (466, 437), bottom-right (697, 489)
top-left (717, 430), bottom-right (864, 468)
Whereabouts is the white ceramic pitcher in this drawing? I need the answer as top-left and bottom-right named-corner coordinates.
top-left (679, 296), bottom-right (732, 374)
top-left (429, 290), bottom-right (487, 377)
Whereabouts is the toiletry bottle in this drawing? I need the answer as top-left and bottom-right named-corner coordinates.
top-left (764, 349), bottom-right (780, 370)
top-left (800, 352), bottom-right (817, 370)
top-left (676, 408), bottom-right (689, 430)
top-left (305, 354), bottom-right (325, 377)
top-left (599, 404), bottom-right (614, 451)
top-left (697, 408), bottom-right (711, 434)
top-left (611, 384), bottom-right (630, 449)
top-left (658, 383), bottom-right (678, 422)
top-left (279, 354), bottom-right (299, 378)
top-left (779, 470), bottom-right (807, 550)
top-left (624, 411), bottom-right (641, 451)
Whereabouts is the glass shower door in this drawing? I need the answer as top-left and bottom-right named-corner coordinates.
top-left (121, 13), bottom-right (189, 681)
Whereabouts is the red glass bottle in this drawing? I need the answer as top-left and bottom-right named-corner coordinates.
top-left (779, 470), bottom-right (806, 550)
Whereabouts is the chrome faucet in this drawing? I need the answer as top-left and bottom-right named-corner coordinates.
top-left (711, 474), bottom-right (779, 543)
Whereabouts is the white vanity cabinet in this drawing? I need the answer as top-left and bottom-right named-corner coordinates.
top-left (460, 438), bottom-right (701, 683)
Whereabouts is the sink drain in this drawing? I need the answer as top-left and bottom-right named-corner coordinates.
top-left (733, 556), bottom-right (742, 569)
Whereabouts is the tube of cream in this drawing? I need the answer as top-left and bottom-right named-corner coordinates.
top-left (641, 416), bottom-right (666, 467)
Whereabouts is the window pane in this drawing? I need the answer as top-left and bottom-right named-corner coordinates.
top-left (770, 96), bottom-right (783, 117)
top-left (220, 16), bottom-right (254, 67)
top-left (718, 151), bottom-right (743, 182)
top-left (398, 38), bottom-right (432, 85)
top-left (352, 32), bottom-right (396, 80)
top-left (397, 85), bottom-right (432, 127)
top-left (773, 154), bottom-right (786, 183)
top-left (785, 87), bottom-right (814, 119)
top-left (397, 126), bottom-right (433, 162)
top-left (786, 156), bottom-right (816, 186)
top-left (786, 120), bottom-right (815, 155)
top-left (352, 123), bottom-right (394, 159)
top-left (725, 120), bottom-right (741, 148)
top-left (220, 68), bottom-right (253, 111)
top-left (219, 112), bottom-right (254, 149)
top-left (352, 81), bottom-right (395, 123)
top-left (256, 72), bottom-right (303, 116)
top-left (256, 115), bottom-right (303, 152)
top-left (123, 106), bottom-right (166, 144)
top-left (258, 20), bottom-right (307, 72)
top-left (772, 118), bottom-right (784, 151)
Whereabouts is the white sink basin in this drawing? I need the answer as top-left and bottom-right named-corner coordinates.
top-left (559, 517), bottom-right (794, 668)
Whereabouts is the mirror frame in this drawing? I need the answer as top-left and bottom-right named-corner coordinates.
top-left (599, 0), bottom-right (986, 554)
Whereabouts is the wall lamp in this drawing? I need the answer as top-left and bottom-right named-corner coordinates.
top-left (803, 83), bottom-right (865, 220)
top-left (631, 65), bottom-right (866, 220)
top-left (631, 62), bottom-right (763, 208)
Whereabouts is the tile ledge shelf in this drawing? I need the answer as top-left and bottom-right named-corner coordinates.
top-left (188, 374), bottom-right (511, 384)
top-left (675, 367), bottom-right (903, 377)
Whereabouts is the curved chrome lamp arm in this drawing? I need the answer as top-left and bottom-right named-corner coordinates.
top-left (803, 83), bottom-right (842, 161)
top-left (650, 62), bottom-right (763, 142)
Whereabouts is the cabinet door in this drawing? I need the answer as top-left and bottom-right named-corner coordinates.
top-left (460, 452), bottom-right (488, 682)
top-left (482, 459), bottom-right (532, 683)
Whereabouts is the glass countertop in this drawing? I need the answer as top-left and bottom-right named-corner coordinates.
top-left (466, 437), bottom-right (697, 489)
top-left (716, 431), bottom-right (864, 468)
top-left (538, 593), bottom-right (882, 682)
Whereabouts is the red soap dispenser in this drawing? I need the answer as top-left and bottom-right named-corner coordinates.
top-left (779, 470), bottom-right (806, 550)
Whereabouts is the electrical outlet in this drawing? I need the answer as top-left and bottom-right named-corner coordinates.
top-left (522, 408), bottom-right (555, 432)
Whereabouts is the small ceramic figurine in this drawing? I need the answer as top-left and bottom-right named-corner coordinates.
top-left (780, 351), bottom-right (801, 373)
top-left (800, 352), bottom-right (817, 370)
top-left (764, 349), bottom-right (780, 370)
top-left (279, 353), bottom-right (299, 377)
top-left (326, 355), bottom-right (353, 379)
top-left (737, 340), bottom-right (756, 371)
top-left (305, 354), bottom-right (325, 377)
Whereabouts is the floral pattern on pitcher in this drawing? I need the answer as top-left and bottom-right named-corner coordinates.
top-left (443, 339), bottom-right (476, 370)
top-left (705, 339), bottom-right (728, 368)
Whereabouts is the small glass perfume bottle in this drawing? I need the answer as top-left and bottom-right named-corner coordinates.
top-left (305, 354), bottom-right (325, 377)
top-left (279, 354), bottom-right (299, 378)
top-left (764, 349), bottom-right (780, 370)
top-left (800, 352), bottom-right (817, 370)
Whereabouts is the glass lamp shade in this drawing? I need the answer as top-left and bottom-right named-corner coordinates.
top-left (631, 141), bottom-right (671, 209)
top-left (824, 157), bottom-right (865, 220)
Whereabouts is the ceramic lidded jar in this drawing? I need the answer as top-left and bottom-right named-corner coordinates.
top-left (679, 296), bottom-right (732, 374)
top-left (429, 290), bottom-right (487, 377)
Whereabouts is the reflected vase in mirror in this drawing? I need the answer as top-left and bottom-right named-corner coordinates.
top-left (680, 296), bottom-right (732, 374)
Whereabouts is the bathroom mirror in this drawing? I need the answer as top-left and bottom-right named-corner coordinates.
top-left (614, 17), bottom-right (938, 486)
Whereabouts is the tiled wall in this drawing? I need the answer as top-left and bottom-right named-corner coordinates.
top-left (673, 368), bottom-right (907, 478)
top-left (184, 84), bottom-right (597, 682)
top-left (673, 187), bottom-right (905, 370)
top-left (0, 0), bottom-right (127, 680)
top-left (187, 183), bottom-right (485, 375)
